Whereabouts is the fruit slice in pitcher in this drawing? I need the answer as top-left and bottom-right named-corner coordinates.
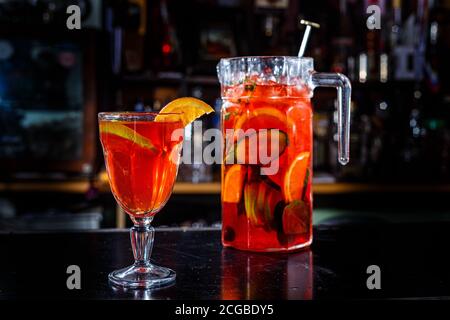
top-left (282, 200), bottom-right (310, 235)
top-left (244, 182), bottom-right (258, 226)
top-left (222, 164), bottom-right (246, 203)
top-left (284, 151), bottom-right (310, 202)
top-left (234, 107), bottom-right (287, 132)
top-left (244, 181), bottom-right (282, 229)
top-left (259, 183), bottom-right (283, 231)
top-left (225, 129), bottom-right (288, 164)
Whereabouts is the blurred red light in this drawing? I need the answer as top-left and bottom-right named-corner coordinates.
top-left (162, 43), bottom-right (172, 54)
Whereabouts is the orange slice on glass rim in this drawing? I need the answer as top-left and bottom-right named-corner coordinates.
top-left (100, 97), bottom-right (213, 151)
top-left (283, 151), bottom-right (310, 202)
top-left (155, 97), bottom-right (214, 126)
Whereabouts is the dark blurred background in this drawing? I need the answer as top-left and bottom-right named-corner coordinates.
top-left (0, 0), bottom-right (449, 231)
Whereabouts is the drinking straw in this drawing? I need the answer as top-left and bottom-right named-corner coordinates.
top-left (298, 19), bottom-right (321, 57)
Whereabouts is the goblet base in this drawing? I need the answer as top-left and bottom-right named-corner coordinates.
top-left (109, 263), bottom-right (176, 289)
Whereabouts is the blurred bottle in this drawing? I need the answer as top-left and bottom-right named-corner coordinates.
top-left (378, 0), bottom-right (402, 83)
top-left (105, 0), bottom-right (147, 74)
top-left (402, 95), bottom-right (426, 181)
top-left (133, 98), bottom-right (144, 112)
top-left (150, 0), bottom-right (182, 71)
top-left (364, 0), bottom-right (385, 82)
top-left (420, 0), bottom-right (450, 180)
top-left (390, 0), bottom-right (402, 49)
top-left (331, 0), bottom-right (355, 74)
top-left (313, 112), bottom-right (330, 173)
top-left (123, 0), bottom-right (147, 73)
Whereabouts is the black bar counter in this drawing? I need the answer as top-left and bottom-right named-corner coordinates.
top-left (1, 222), bottom-right (450, 300)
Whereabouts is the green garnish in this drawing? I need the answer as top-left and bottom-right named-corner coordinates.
top-left (224, 111), bottom-right (238, 121)
top-left (245, 82), bottom-right (256, 92)
top-left (301, 168), bottom-right (310, 201)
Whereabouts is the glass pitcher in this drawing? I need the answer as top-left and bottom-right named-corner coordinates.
top-left (217, 56), bottom-right (351, 252)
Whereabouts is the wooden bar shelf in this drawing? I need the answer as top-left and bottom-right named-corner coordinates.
top-left (1, 180), bottom-right (450, 195)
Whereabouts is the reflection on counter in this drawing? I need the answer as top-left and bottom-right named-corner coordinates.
top-left (221, 248), bottom-right (313, 300)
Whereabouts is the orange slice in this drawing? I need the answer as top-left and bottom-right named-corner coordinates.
top-left (223, 164), bottom-right (245, 203)
top-left (234, 107), bottom-right (286, 131)
top-left (155, 97), bottom-right (214, 126)
top-left (284, 151), bottom-right (310, 202)
top-left (225, 129), bottom-right (288, 165)
top-left (99, 122), bottom-right (156, 151)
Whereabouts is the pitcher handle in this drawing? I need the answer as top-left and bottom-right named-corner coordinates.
top-left (312, 73), bottom-right (351, 165)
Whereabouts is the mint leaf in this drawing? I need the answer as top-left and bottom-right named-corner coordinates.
top-left (245, 82), bottom-right (256, 92)
top-left (301, 168), bottom-right (310, 201)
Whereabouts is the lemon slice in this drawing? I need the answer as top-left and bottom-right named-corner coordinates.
top-left (155, 97), bottom-right (214, 126)
top-left (99, 122), bottom-right (156, 151)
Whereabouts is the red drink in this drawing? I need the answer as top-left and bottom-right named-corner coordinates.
top-left (99, 99), bottom-right (214, 289)
top-left (99, 117), bottom-right (183, 216)
top-left (221, 81), bottom-right (313, 251)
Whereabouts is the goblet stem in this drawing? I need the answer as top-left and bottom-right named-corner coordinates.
top-left (130, 216), bottom-right (154, 267)
top-left (108, 215), bottom-right (175, 288)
